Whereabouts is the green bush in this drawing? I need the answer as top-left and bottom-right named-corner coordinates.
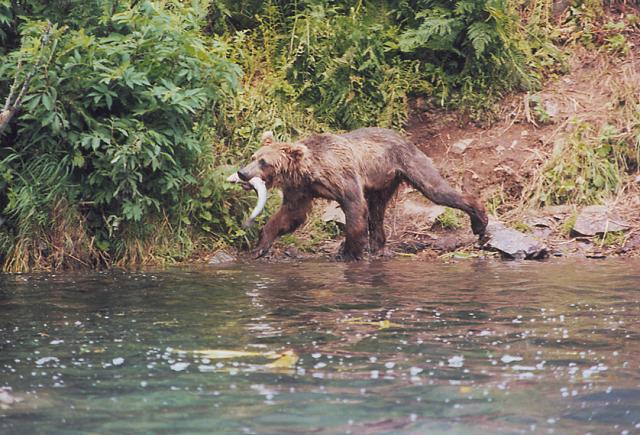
top-left (283, 3), bottom-right (417, 129)
top-left (0, 1), bottom-right (242, 270)
top-left (213, 0), bottom-right (559, 129)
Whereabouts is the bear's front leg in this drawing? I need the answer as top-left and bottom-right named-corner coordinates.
top-left (254, 193), bottom-right (312, 258)
top-left (338, 194), bottom-right (369, 261)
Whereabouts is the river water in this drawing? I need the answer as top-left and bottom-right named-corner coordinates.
top-left (1, 259), bottom-right (639, 434)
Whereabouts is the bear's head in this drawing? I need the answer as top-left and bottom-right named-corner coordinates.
top-left (236, 131), bottom-right (308, 189)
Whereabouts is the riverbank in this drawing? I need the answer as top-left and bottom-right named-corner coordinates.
top-left (210, 40), bottom-right (640, 263)
top-left (3, 2), bottom-right (638, 271)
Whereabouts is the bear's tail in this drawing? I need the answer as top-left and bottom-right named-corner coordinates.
top-left (399, 153), bottom-right (488, 237)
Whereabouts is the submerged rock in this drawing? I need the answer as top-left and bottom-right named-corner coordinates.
top-left (208, 250), bottom-right (237, 265)
top-left (484, 219), bottom-right (548, 260)
top-left (170, 362), bottom-right (190, 372)
top-left (572, 205), bottom-right (629, 236)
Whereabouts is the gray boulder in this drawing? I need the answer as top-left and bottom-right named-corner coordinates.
top-left (572, 205), bottom-right (629, 236)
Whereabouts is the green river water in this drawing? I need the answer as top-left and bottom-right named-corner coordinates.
top-left (1, 259), bottom-right (639, 434)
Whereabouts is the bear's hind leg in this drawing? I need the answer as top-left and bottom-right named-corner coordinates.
top-left (401, 156), bottom-right (488, 237)
top-left (366, 179), bottom-right (400, 255)
top-left (338, 190), bottom-right (369, 261)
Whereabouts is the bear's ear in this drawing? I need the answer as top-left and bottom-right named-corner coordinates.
top-left (282, 143), bottom-right (307, 161)
top-left (261, 131), bottom-right (274, 145)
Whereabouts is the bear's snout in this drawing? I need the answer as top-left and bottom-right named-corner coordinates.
top-left (237, 169), bottom-right (251, 181)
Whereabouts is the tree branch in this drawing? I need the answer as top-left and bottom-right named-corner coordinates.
top-left (0, 21), bottom-right (53, 134)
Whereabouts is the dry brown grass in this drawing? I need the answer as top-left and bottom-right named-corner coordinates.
top-left (4, 201), bottom-right (100, 272)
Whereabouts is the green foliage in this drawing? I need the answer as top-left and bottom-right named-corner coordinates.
top-left (397, 0), bottom-right (549, 119)
top-left (563, 1), bottom-right (634, 56)
top-left (212, 25), bottom-right (326, 150)
top-left (436, 207), bottom-right (462, 230)
top-left (528, 95), bottom-right (552, 124)
top-left (513, 221), bottom-right (532, 233)
top-left (564, 0), bottom-right (604, 47)
top-left (0, 1), bottom-right (242, 269)
top-left (217, 0), bottom-right (559, 129)
top-left (284, 3), bottom-right (418, 129)
top-left (610, 68), bottom-right (640, 173)
top-left (532, 122), bottom-right (624, 206)
top-left (525, 49), bottom-right (640, 209)
top-left (399, 0), bottom-right (513, 62)
top-left (602, 21), bottom-right (629, 56)
top-left (0, 0), bottom-right (11, 46)
top-left (560, 213), bottom-right (577, 236)
top-left (486, 186), bottom-right (507, 216)
top-left (596, 230), bottom-right (625, 248)
top-left (279, 212), bottom-right (342, 253)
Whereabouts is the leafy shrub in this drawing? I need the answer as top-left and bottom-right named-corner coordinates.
top-left (0, 1), bottom-right (242, 269)
top-left (0, 0), bottom-right (12, 47)
top-left (398, 0), bottom-right (554, 118)
top-left (216, 0), bottom-right (559, 128)
top-left (284, 3), bottom-right (418, 129)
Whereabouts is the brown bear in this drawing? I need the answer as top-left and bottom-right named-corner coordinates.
top-left (231, 127), bottom-right (488, 261)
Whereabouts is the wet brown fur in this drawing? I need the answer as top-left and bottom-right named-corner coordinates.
top-left (237, 128), bottom-right (488, 261)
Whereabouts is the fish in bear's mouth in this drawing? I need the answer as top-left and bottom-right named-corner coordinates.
top-left (226, 173), bottom-right (268, 227)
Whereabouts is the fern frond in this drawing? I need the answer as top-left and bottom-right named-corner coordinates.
top-left (399, 15), bottom-right (462, 53)
top-left (467, 21), bottom-right (495, 58)
top-left (454, 0), bottom-right (480, 16)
